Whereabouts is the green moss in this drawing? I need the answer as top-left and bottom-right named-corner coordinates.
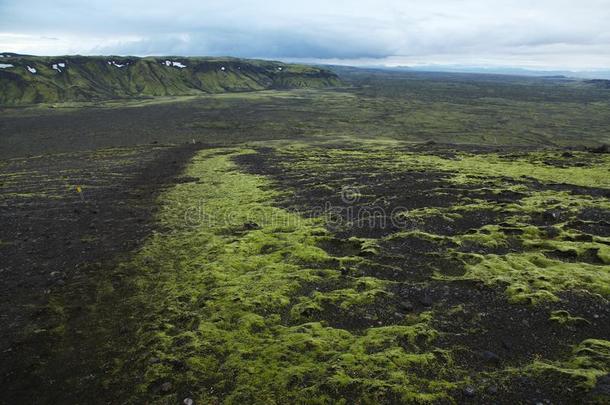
top-left (400, 207), bottom-right (463, 225)
top-left (529, 339), bottom-right (610, 388)
top-left (237, 145), bottom-right (610, 307)
top-left (509, 190), bottom-right (610, 217)
top-left (107, 148), bottom-right (459, 403)
top-left (452, 225), bottom-right (508, 249)
top-left (398, 152), bottom-right (610, 189)
top-left (460, 252), bottom-right (610, 304)
top-left (549, 310), bottom-right (591, 326)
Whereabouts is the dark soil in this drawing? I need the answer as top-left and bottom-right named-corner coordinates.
top-left (0, 143), bottom-right (200, 403)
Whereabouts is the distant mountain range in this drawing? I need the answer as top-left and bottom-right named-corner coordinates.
top-left (0, 54), bottom-right (341, 105)
top-left (375, 65), bottom-right (610, 80)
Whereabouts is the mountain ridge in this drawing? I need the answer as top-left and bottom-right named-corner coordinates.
top-left (0, 54), bottom-right (341, 105)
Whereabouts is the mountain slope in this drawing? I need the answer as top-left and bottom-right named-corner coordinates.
top-left (0, 54), bottom-right (341, 105)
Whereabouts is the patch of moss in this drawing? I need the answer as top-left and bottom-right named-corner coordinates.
top-left (460, 252), bottom-right (610, 304)
top-left (398, 152), bottom-right (610, 189)
top-left (528, 339), bottom-right (610, 388)
top-left (109, 148), bottom-right (460, 403)
top-left (549, 310), bottom-right (591, 327)
top-left (452, 225), bottom-right (509, 249)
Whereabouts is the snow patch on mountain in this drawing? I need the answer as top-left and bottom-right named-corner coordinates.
top-left (163, 60), bottom-right (187, 68)
top-left (108, 60), bottom-right (127, 68)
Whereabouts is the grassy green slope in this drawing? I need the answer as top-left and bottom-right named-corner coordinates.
top-left (0, 55), bottom-right (341, 105)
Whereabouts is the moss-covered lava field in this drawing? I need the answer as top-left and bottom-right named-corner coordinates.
top-left (1, 68), bottom-right (609, 404)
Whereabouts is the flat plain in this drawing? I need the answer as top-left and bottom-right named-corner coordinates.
top-left (1, 68), bottom-right (609, 404)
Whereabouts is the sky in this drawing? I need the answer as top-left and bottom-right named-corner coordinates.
top-left (1, 0), bottom-right (610, 71)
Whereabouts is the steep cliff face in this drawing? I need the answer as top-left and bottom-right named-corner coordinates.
top-left (0, 54), bottom-right (341, 105)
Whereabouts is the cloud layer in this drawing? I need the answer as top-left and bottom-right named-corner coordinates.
top-left (1, 0), bottom-right (609, 69)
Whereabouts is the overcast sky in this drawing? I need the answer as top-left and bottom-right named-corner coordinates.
top-left (1, 0), bottom-right (609, 70)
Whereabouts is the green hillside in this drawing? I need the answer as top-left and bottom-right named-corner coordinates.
top-left (0, 54), bottom-right (341, 105)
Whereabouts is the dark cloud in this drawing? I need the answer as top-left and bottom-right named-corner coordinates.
top-left (91, 29), bottom-right (395, 59)
top-left (1, 0), bottom-right (609, 69)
